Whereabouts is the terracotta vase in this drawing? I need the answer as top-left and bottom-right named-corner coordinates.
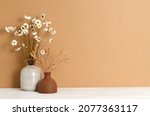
top-left (37, 72), bottom-right (57, 93)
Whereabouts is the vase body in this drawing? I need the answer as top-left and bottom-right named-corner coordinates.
top-left (20, 65), bottom-right (42, 91)
top-left (37, 72), bottom-right (57, 93)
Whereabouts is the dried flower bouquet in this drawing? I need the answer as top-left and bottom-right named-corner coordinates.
top-left (5, 14), bottom-right (56, 65)
top-left (5, 14), bottom-right (68, 72)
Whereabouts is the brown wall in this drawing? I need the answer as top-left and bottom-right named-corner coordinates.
top-left (0, 0), bottom-right (150, 87)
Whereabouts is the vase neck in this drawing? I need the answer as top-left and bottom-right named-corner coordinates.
top-left (44, 72), bottom-right (51, 79)
top-left (26, 59), bottom-right (35, 65)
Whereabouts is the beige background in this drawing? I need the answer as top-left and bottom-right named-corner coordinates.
top-left (0, 0), bottom-right (150, 87)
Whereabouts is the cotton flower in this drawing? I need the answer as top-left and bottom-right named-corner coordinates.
top-left (48, 28), bottom-right (53, 32)
top-left (34, 35), bottom-right (42, 42)
top-left (15, 47), bottom-right (21, 51)
top-left (51, 30), bottom-right (56, 35)
top-left (34, 35), bottom-right (38, 39)
top-left (35, 19), bottom-right (41, 24)
top-left (5, 26), bottom-right (16, 33)
top-left (36, 20), bottom-right (42, 28)
top-left (43, 28), bottom-right (49, 32)
top-left (5, 27), bottom-right (10, 32)
top-left (40, 50), bottom-right (45, 55)
top-left (14, 31), bottom-right (18, 36)
top-left (21, 23), bottom-right (29, 30)
top-left (36, 37), bottom-right (42, 42)
top-left (32, 31), bottom-right (37, 35)
top-left (48, 38), bottom-right (53, 43)
top-left (21, 23), bottom-right (29, 35)
top-left (22, 30), bottom-right (28, 35)
top-left (24, 15), bottom-right (31, 20)
top-left (11, 40), bottom-right (17, 46)
top-left (44, 27), bottom-right (56, 34)
top-left (18, 30), bottom-right (23, 35)
top-left (41, 14), bottom-right (46, 19)
top-left (15, 30), bottom-right (23, 36)
top-left (32, 18), bottom-right (36, 23)
top-left (32, 18), bottom-right (42, 28)
top-left (37, 24), bottom-right (42, 28)
top-left (43, 21), bottom-right (51, 27)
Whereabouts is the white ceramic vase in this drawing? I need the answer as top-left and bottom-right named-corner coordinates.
top-left (20, 65), bottom-right (42, 91)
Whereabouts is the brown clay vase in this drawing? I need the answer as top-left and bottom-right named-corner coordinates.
top-left (37, 72), bottom-right (57, 93)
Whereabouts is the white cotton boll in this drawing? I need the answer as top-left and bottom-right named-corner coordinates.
top-left (32, 18), bottom-right (36, 23)
top-left (32, 19), bottom-right (42, 28)
top-left (11, 40), bottom-right (17, 46)
top-left (14, 31), bottom-right (18, 36)
top-left (51, 30), bottom-right (56, 35)
top-left (24, 15), bottom-right (31, 20)
top-left (23, 30), bottom-right (28, 35)
top-left (15, 47), bottom-right (21, 52)
top-left (21, 23), bottom-right (29, 31)
top-left (43, 28), bottom-right (48, 32)
top-left (5, 27), bottom-right (10, 32)
top-left (46, 22), bottom-right (51, 27)
top-left (40, 50), bottom-right (46, 55)
top-left (36, 37), bottom-right (42, 42)
top-left (48, 28), bottom-right (53, 32)
top-left (41, 14), bottom-right (46, 19)
top-left (32, 18), bottom-right (42, 29)
top-left (9, 27), bottom-right (16, 31)
top-left (32, 31), bottom-right (37, 35)
top-left (36, 19), bottom-right (41, 24)
top-left (14, 30), bottom-right (23, 36)
top-left (5, 26), bottom-right (16, 32)
top-left (43, 21), bottom-right (51, 27)
top-left (48, 38), bottom-right (53, 43)
top-left (37, 24), bottom-right (42, 28)
top-left (17, 30), bottom-right (23, 36)
top-left (21, 26), bottom-right (24, 30)
top-left (34, 35), bottom-right (38, 39)
top-left (23, 23), bottom-right (29, 30)
top-left (35, 19), bottom-right (42, 28)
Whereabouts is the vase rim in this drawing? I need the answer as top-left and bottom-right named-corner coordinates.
top-left (44, 72), bottom-right (51, 74)
top-left (25, 58), bottom-right (35, 65)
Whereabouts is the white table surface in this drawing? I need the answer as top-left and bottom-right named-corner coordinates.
top-left (0, 87), bottom-right (150, 99)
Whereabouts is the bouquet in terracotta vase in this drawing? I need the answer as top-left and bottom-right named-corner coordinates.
top-left (30, 32), bottom-right (68, 93)
top-left (31, 47), bottom-right (68, 93)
